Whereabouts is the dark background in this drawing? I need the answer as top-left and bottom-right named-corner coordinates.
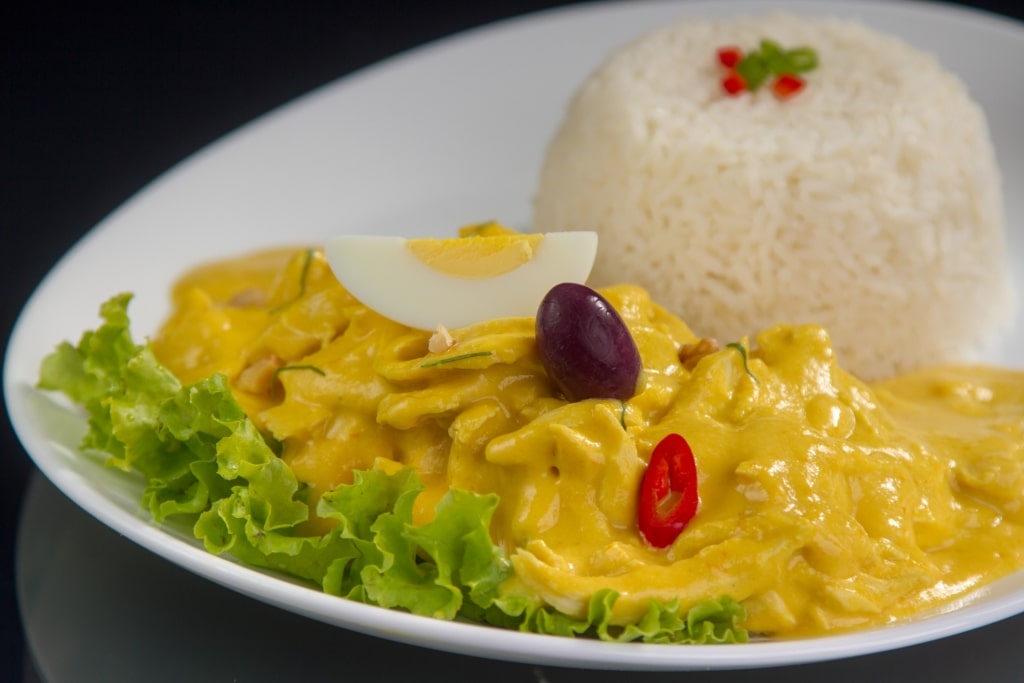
top-left (3, 1), bottom-right (1023, 680)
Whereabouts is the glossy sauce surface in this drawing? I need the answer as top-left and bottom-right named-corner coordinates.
top-left (151, 248), bottom-right (1024, 637)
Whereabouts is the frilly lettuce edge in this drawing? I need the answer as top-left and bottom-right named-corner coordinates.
top-left (36, 292), bottom-right (748, 644)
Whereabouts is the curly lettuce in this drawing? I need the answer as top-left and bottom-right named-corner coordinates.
top-left (37, 293), bottom-right (748, 644)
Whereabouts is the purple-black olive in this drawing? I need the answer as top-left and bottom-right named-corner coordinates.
top-left (535, 282), bottom-right (642, 402)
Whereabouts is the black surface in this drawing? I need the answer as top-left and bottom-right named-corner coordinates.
top-left (3, 1), bottom-right (1024, 681)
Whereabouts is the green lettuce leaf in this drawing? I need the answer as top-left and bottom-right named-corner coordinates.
top-left (37, 293), bottom-right (748, 644)
top-left (482, 589), bottom-right (747, 644)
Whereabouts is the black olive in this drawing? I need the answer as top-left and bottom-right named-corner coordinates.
top-left (535, 283), bottom-right (641, 402)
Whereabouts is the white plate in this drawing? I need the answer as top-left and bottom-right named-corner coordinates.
top-left (5, 0), bottom-right (1024, 671)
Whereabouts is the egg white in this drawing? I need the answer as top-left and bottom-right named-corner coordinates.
top-left (324, 232), bottom-right (597, 330)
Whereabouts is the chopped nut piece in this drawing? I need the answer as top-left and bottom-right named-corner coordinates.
top-left (228, 287), bottom-right (269, 308)
top-left (678, 338), bottom-right (720, 371)
top-left (235, 355), bottom-right (285, 394)
top-left (428, 324), bottom-right (457, 354)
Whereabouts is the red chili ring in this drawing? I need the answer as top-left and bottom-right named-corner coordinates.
top-left (638, 433), bottom-right (699, 548)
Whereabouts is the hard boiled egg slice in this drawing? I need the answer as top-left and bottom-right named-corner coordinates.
top-left (324, 230), bottom-right (597, 330)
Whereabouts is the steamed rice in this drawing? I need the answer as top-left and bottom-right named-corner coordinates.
top-left (532, 14), bottom-right (1013, 380)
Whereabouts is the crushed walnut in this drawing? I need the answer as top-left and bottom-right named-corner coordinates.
top-left (678, 338), bottom-right (720, 371)
top-left (428, 324), bottom-right (457, 354)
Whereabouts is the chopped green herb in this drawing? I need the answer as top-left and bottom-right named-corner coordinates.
top-left (759, 39), bottom-right (789, 75)
top-left (726, 342), bottom-right (759, 384)
top-left (736, 53), bottom-right (770, 90)
top-left (421, 351), bottom-right (493, 368)
top-left (269, 248), bottom-right (315, 314)
top-left (785, 47), bottom-right (819, 73)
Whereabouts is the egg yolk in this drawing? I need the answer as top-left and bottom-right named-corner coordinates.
top-left (406, 233), bottom-right (544, 278)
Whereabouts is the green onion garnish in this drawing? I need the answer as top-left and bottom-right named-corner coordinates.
top-left (421, 351), bottom-right (493, 368)
top-left (726, 342), bottom-right (759, 384)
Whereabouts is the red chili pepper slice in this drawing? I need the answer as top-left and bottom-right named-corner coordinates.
top-left (717, 46), bottom-right (743, 69)
top-left (772, 73), bottom-right (805, 99)
top-left (638, 433), bottom-right (699, 548)
top-left (721, 71), bottom-right (747, 96)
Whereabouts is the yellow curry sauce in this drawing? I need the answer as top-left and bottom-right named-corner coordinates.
top-left (150, 247), bottom-right (1024, 638)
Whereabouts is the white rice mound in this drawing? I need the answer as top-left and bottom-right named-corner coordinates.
top-left (533, 14), bottom-right (1014, 380)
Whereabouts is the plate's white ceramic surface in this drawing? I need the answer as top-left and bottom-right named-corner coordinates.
top-left (6, 0), bottom-right (1024, 671)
